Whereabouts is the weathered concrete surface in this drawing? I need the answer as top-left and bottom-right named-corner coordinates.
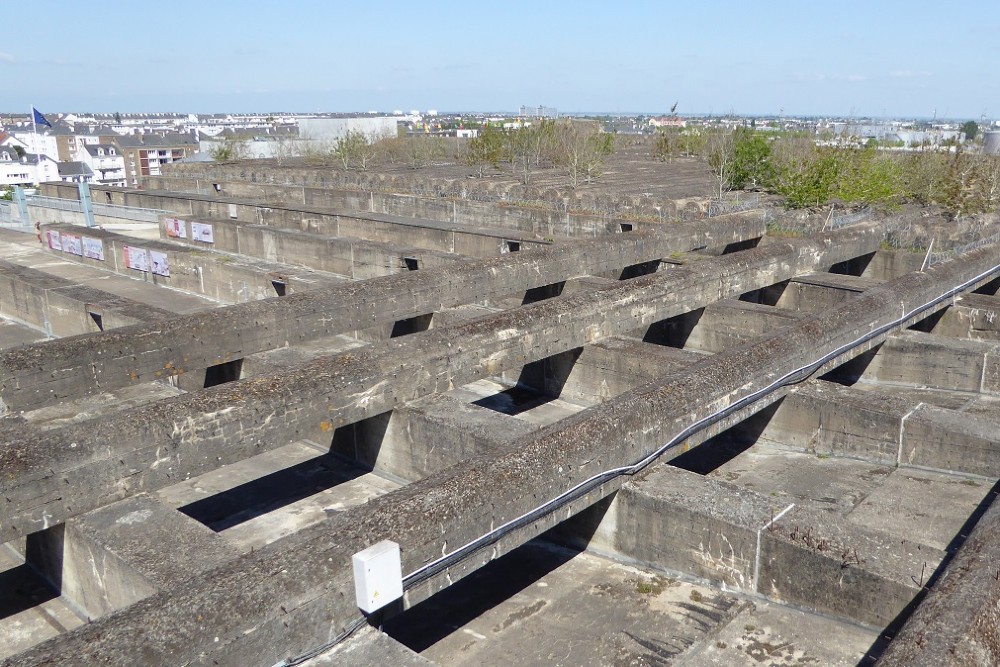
top-left (383, 540), bottom-right (748, 667)
top-left (682, 600), bottom-right (881, 666)
top-left (0, 259), bottom-right (173, 337)
top-left (0, 545), bottom-right (86, 661)
top-left (7, 240), bottom-right (998, 667)
top-left (0, 227), bottom-right (879, 544)
top-left (41, 222), bottom-right (349, 304)
top-left (41, 182), bottom-right (555, 257)
top-left (159, 215), bottom-right (465, 279)
top-left (750, 380), bottom-right (1000, 476)
top-left (877, 485), bottom-right (1000, 667)
top-left (596, 464), bottom-right (935, 627)
top-left (0, 216), bottom-right (764, 411)
top-left (302, 626), bottom-right (433, 667)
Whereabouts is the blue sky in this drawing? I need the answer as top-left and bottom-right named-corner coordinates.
top-left (2, 0), bottom-right (996, 118)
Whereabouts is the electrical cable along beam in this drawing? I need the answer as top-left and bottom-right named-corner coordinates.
top-left (12, 245), bottom-right (1000, 667)
top-left (0, 226), bottom-right (875, 545)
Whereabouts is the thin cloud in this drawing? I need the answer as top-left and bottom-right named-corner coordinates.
top-left (890, 70), bottom-right (932, 78)
top-left (0, 52), bottom-right (15, 63)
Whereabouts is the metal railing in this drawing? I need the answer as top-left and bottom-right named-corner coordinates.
top-left (708, 193), bottom-right (760, 217)
top-left (26, 195), bottom-right (170, 223)
top-left (827, 206), bottom-right (873, 230)
top-left (927, 231), bottom-right (1000, 267)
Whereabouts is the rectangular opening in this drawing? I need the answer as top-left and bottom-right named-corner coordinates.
top-left (203, 359), bottom-right (243, 388)
top-left (88, 310), bottom-right (104, 331)
top-left (402, 256), bottom-right (419, 271)
top-left (505, 240), bottom-right (520, 253)
top-left (271, 280), bottom-right (287, 297)
top-left (618, 222), bottom-right (633, 233)
top-left (390, 313), bottom-right (433, 338)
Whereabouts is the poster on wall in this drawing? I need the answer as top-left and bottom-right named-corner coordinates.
top-left (46, 230), bottom-right (61, 250)
top-left (150, 250), bottom-right (170, 277)
top-left (191, 221), bottom-right (214, 244)
top-left (82, 236), bottom-right (105, 261)
top-left (61, 233), bottom-right (83, 256)
top-left (164, 217), bottom-right (186, 238)
top-left (123, 245), bottom-right (149, 272)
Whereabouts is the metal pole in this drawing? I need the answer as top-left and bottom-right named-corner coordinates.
top-left (78, 182), bottom-right (96, 228)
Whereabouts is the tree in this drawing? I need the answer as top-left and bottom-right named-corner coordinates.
top-left (552, 120), bottom-right (615, 188)
top-left (333, 130), bottom-right (378, 171)
top-left (961, 120), bottom-right (979, 143)
top-left (463, 125), bottom-right (504, 177)
top-left (209, 136), bottom-right (250, 161)
top-left (706, 130), bottom-right (736, 198)
top-left (652, 129), bottom-right (683, 163)
top-left (729, 127), bottom-right (775, 190)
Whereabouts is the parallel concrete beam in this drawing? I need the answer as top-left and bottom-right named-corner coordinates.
top-left (877, 490), bottom-right (1000, 667)
top-left (0, 226), bottom-right (879, 544)
top-left (0, 217), bottom-right (764, 411)
top-left (7, 235), bottom-right (998, 667)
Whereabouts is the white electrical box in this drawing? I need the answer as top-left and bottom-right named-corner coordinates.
top-left (352, 540), bottom-right (403, 613)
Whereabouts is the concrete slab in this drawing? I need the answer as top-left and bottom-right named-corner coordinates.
top-left (709, 442), bottom-right (893, 514)
top-left (385, 541), bottom-right (749, 667)
top-left (155, 441), bottom-right (402, 553)
top-left (220, 472), bottom-right (400, 552)
top-left (0, 544), bottom-right (86, 660)
top-left (846, 469), bottom-right (992, 551)
top-left (680, 600), bottom-right (881, 666)
top-left (450, 378), bottom-right (592, 428)
top-left (0, 232), bottom-right (219, 315)
top-left (0, 319), bottom-right (46, 349)
top-left (302, 626), bottom-right (433, 666)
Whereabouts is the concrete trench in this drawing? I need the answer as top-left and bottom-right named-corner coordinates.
top-left (0, 169), bottom-right (998, 666)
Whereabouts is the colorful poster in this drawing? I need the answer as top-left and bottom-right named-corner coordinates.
top-left (61, 233), bottom-right (83, 256)
top-left (150, 250), bottom-right (170, 277)
top-left (82, 236), bottom-right (105, 261)
top-left (46, 230), bottom-right (61, 250)
top-left (191, 221), bottom-right (214, 243)
top-left (164, 217), bottom-right (186, 238)
top-left (123, 245), bottom-right (149, 272)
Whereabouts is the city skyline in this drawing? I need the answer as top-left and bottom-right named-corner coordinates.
top-left (2, 0), bottom-right (997, 119)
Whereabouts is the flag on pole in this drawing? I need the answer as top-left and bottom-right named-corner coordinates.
top-left (31, 107), bottom-right (52, 128)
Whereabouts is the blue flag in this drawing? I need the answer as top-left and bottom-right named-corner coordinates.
top-left (32, 107), bottom-right (52, 128)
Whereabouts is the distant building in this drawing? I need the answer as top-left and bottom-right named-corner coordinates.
top-left (115, 133), bottom-right (199, 186)
top-left (0, 150), bottom-right (59, 186)
top-left (298, 117), bottom-right (399, 142)
top-left (80, 144), bottom-right (127, 186)
top-left (519, 105), bottom-right (558, 119)
top-left (648, 116), bottom-right (687, 128)
top-left (57, 161), bottom-right (94, 184)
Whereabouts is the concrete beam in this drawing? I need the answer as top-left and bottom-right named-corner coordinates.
top-left (6, 237), bottom-right (999, 667)
top-left (0, 217), bottom-right (764, 411)
top-left (0, 259), bottom-right (173, 338)
top-left (601, 464), bottom-right (932, 626)
top-left (877, 489), bottom-right (1000, 667)
top-left (158, 215), bottom-right (466, 280)
top-left (0, 227), bottom-right (880, 544)
top-left (755, 380), bottom-right (1000, 477)
top-left (41, 223), bottom-right (348, 304)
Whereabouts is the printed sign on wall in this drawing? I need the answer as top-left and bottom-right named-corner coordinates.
top-left (191, 221), bottom-right (214, 244)
top-left (61, 233), bottom-right (83, 256)
top-left (123, 245), bottom-right (149, 272)
top-left (164, 217), bottom-right (187, 238)
top-left (82, 236), bottom-right (105, 261)
top-left (150, 250), bottom-right (170, 277)
top-left (46, 230), bottom-right (61, 250)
